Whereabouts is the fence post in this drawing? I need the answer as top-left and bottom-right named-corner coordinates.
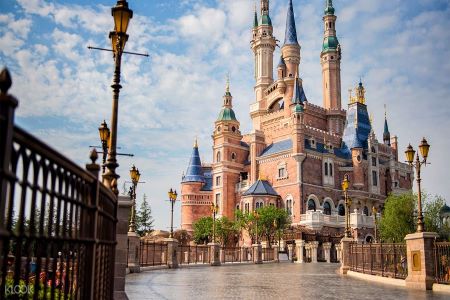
top-left (253, 243), bottom-right (262, 264)
top-left (0, 68), bottom-right (18, 251)
top-left (273, 245), bottom-right (279, 263)
top-left (127, 231), bottom-right (141, 273)
top-left (209, 242), bottom-right (221, 266)
top-left (405, 232), bottom-right (439, 290)
top-left (164, 238), bottom-right (179, 268)
top-left (339, 237), bottom-right (353, 275)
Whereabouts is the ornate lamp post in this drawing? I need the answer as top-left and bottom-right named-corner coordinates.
top-left (342, 174), bottom-right (352, 238)
top-left (405, 137), bottom-right (430, 233)
top-left (372, 206), bottom-right (378, 242)
top-left (210, 201), bottom-right (219, 243)
top-left (168, 188), bottom-right (178, 238)
top-left (103, 0), bottom-right (133, 195)
top-left (254, 211), bottom-right (260, 244)
top-left (128, 165), bottom-right (140, 232)
top-left (98, 120), bottom-right (110, 174)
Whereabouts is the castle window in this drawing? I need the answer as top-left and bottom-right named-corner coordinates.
top-left (217, 126), bottom-right (221, 132)
top-left (372, 157), bottom-right (377, 167)
top-left (363, 206), bottom-right (369, 216)
top-left (215, 176), bottom-right (221, 186)
top-left (307, 199), bottom-right (316, 211)
top-left (216, 151), bottom-right (221, 163)
top-left (323, 201), bottom-right (331, 215)
top-left (286, 199), bottom-right (293, 216)
top-left (232, 126), bottom-right (236, 132)
top-left (323, 158), bottom-right (335, 186)
top-left (372, 171), bottom-right (378, 186)
top-left (245, 203), bottom-right (250, 213)
top-left (277, 162), bottom-right (288, 180)
top-left (256, 200), bottom-right (264, 210)
top-left (329, 163), bottom-right (333, 176)
top-left (231, 152), bottom-right (236, 162)
top-left (338, 204), bottom-right (345, 216)
top-left (324, 163), bottom-right (328, 176)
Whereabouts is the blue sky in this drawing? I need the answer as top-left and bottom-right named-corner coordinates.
top-left (1, 0), bottom-right (449, 230)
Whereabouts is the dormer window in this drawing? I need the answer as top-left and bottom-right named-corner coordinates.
top-left (277, 162), bottom-right (288, 180)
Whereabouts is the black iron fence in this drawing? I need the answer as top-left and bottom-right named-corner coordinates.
top-left (222, 247), bottom-right (242, 263)
top-left (349, 242), bottom-right (407, 279)
top-left (177, 245), bottom-right (209, 265)
top-left (262, 247), bottom-right (275, 262)
top-left (139, 241), bottom-right (168, 267)
top-left (434, 241), bottom-right (450, 284)
top-left (0, 68), bottom-right (117, 299)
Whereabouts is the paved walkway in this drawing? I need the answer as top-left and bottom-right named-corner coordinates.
top-left (125, 263), bottom-right (449, 300)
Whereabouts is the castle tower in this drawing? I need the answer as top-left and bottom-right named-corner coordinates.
top-left (383, 105), bottom-right (391, 146)
top-left (251, 0), bottom-right (276, 103)
top-left (282, 0), bottom-right (301, 78)
top-left (291, 75), bottom-right (306, 154)
top-left (212, 80), bottom-right (245, 219)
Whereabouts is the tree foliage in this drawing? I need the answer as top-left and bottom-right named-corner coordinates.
top-left (136, 194), bottom-right (154, 237)
top-left (257, 206), bottom-right (290, 246)
top-left (192, 216), bottom-right (213, 245)
top-left (216, 216), bottom-right (239, 246)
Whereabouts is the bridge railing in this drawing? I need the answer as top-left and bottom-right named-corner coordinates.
top-left (177, 245), bottom-right (210, 265)
top-left (140, 241), bottom-right (168, 267)
top-left (434, 241), bottom-right (450, 284)
top-left (0, 68), bottom-right (117, 299)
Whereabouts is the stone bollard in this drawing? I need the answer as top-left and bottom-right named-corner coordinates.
top-left (339, 237), bottom-right (353, 274)
top-left (253, 244), bottom-right (262, 264)
top-left (405, 232), bottom-right (439, 290)
top-left (220, 249), bottom-right (225, 264)
top-left (295, 240), bottom-right (305, 264)
top-left (127, 231), bottom-right (141, 273)
top-left (209, 243), bottom-right (221, 266)
top-left (164, 238), bottom-right (179, 269)
top-left (323, 242), bottom-right (332, 263)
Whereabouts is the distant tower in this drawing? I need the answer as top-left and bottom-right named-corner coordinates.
top-left (212, 79), bottom-right (245, 219)
top-left (383, 105), bottom-right (391, 146)
top-left (321, 0), bottom-right (341, 110)
top-left (251, 0), bottom-right (276, 103)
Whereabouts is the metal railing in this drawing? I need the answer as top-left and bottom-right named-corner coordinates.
top-left (222, 247), bottom-right (242, 263)
top-left (0, 69), bottom-right (117, 299)
top-left (262, 247), bottom-right (275, 262)
top-left (349, 242), bottom-right (407, 279)
top-left (434, 241), bottom-right (450, 284)
top-left (140, 241), bottom-right (168, 267)
top-left (177, 245), bottom-right (210, 265)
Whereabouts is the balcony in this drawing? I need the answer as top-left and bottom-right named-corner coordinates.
top-left (299, 210), bottom-right (375, 231)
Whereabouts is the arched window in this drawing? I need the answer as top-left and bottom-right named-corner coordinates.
top-left (231, 152), bottom-right (236, 162)
top-left (324, 163), bottom-right (328, 176)
top-left (255, 201), bottom-right (264, 210)
top-left (323, 202), bottom-right (331, 215)
top-left (307, 199), bottom-right (316, 211)
top-left (286, 199), bottom-right (293, 216)
top-left (338, 204), bottom-right (345, 216)
top-left (216, 151), bottom-right (221, 163)
top-left (329, 163), bottom-right (333, 176)
top-left (363, 206), bottom-right (369, 216)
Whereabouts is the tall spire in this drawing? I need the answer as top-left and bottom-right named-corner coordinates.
top-left (383, 104), bottom-right (391, 146)
top-left (182, 141), bottom-right (205, 183)
top-left (292, 74), bottom-right (306, 105)
top-left (325, 0), bottom-right (335, 15)
top-left (284, 0), bottom-right (299, 45)
top-left (253, 1), bottom-right (258, 27)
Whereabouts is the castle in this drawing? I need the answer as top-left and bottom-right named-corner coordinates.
top-left (180, 0), bottom-right (413, 244)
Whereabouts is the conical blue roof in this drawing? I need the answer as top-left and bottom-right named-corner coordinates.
top-left (243, 180), bottom-right (279, 196)
top-left (277, 55), bottom-right (286, 68)
top-left (182, 145), bottom-right (205, 183)
top-left (292, 76), bottom-right (307, 104)
top-left (342, 102), bottom-right (372, 150)
top-left (283, 0), bottom-right (299, 46)
top-left (384, 118), bottom-right (390, 136)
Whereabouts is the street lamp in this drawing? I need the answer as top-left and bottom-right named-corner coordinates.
top-left (103, 0), bottom-right (133, 195)
top-left (168, 188), bottom-right (178, 238)
top-left (98, 120), bottom-right (110, 173)
top-left (211, 201), bottom-right (219, 243)
top-left (342, 174), bottom-right (352, 238)
top-left (254, 211), bottom-right (260, 244)
top-left (372, 206), bottom-right (378, 243)
top-left (128, 165), bottom-right (141, 232)
top-left (405, 137), bottom-right (430, 233)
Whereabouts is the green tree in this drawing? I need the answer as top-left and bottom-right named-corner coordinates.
top-left (136, 194), bottom-right (154, 237)
top-left (423, 194), bottom-right (445, 233)
top-left (379, 192), bottom-right (416, 243)
top-left (216, 216), bottom-right (238, 246)
top-left (192, 216), bottom-right (213, 244)
top-left (257, 206), bottom-right (290, 247)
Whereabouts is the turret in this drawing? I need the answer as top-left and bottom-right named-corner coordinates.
top-left (281, 0), bottom-right (301, 78)
top-left (383, 105), bottom-right (391, 146)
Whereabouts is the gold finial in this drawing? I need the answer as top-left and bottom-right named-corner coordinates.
top-left (194, 136), bottom-right (198, 148)
top-left (355, 80), bottom-right (366, 104)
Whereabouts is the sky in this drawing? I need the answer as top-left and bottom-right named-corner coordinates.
top-left (0, 0), bottom-right (449, 231)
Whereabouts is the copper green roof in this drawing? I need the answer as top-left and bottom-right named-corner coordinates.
top-left (260, 14), bottom-right (272, 26)
top-left (254, 11), bottom-right (258, 27)
top-left (217, 107), bottom-right (237, 121)
top-left (322, 36), bottom-right (339, 52)
top-left (325, 0), bottom-right (335, 15)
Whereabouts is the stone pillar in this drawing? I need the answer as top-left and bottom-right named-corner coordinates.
top-left (184, 251), bottom-right (189, 263)
top-left (164, 238), bottom-right (179, 269)
top-left (340, 237), bottom-right (353, 274)
top-left (405, 232), bottom-right (439, 290)
top-left (114, 196), bottom-right (132, 300)
top-left (127, 231), bottom-right (141, 273)
top-left (310, 241), bottom-right (319, 263)
top-left (209, 243), bottom-right (221, 266)
top-left (261, 241), bottom-right (268, 261)
top-left (335, 244), bottom-right (341, 262)
top-left (295, 240), bottom-right (305, 264)
top-left (220, 248), bottom-right (225, 264)
top-left (240, 247), bottom-right (247, 262)
top-left (323, 242), bottom-right (332, 263)
top-left (273, 246), bottom-right (279, 263)
top-left (288, 244), bottom-right (294, 262)
top-left (253, 244), bottom-right (262, 264)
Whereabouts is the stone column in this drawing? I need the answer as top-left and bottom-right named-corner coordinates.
top-left (273, 245), bottom-right (279, 263)
top-left (127, 231), bottom-right (141, 273)
top-left (288, 244), bottom-right (294, 262)
top-left (340, 237), bottom-right (353, 274)
top-left (253, 244), bottom-right (262, 264)
top-left (335, 244), bottom-right (341, 262)
top-left (209, 243), bottom-right (221, 266)
top-left (261, 241), bottom-right (268, 261)
top-left (310, 241), bottom-right (319, 263)
top-left (220, 248), bottom-right (225, 264)
top-left (114, 196), bottom-right (132, 300)
top-left (240, 247), bottom-right (247, 262)
top-left (323, 242), bottom-right (332, 263)
top-left (164, 238), bottom-right (179, 269)
top-left (405, 232), bottom-right (439, 290)
top-left (295, 240), bottom-right (305, 264)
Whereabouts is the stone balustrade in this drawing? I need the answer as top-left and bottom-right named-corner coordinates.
top-left (299, 210), bottom-right (374, 230)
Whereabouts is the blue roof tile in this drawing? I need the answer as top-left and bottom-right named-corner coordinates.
top-left (292, 76), bottom-right (307, 104)
top-left (260, 139), bottom-right (292, 157)
top-left (243, 180), bottom-right (279, 196)
top-left (283, 0), bottom-right (299, 46)
top-left (342, 103), bottom-right (372, 150)
top-left (182, 146), bottom-right (205, 183)
top-left (201, 170), bottom-right (212, 191)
